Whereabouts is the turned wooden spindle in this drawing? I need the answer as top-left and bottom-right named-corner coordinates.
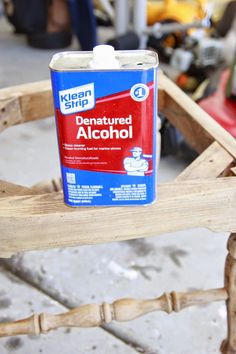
top-left (0, 288), bottom-right (227, 338)
top-left (221, 233), bottom-right (236, 354)
top-left (0, 315), bottom-right (40, 337)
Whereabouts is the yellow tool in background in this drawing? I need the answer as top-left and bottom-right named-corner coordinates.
top-left (147, 0), bottom-right (208, 25)
top-left (147, 0), bottom-right (233, 25)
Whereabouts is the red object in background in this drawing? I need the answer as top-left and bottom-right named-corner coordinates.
top-left (199, 70), bottom-right (236, 137)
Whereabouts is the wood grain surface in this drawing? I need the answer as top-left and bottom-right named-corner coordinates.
top-left (0, 177), bottom-right (235, 255)
top-left (176, 141), bottom-right (235, 181)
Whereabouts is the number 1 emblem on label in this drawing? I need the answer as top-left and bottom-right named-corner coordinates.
top-left (130, 84), bottom-right (149, 102)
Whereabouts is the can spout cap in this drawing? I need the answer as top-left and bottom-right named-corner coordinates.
top-left (89, 45), bottom-right (120, 69)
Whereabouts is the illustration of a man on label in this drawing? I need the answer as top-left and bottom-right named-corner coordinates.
top-left (124, 147), bottom-right (149, 176)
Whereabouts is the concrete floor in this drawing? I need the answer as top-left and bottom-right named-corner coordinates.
top-left (0, 15), bottom-right (229, 354)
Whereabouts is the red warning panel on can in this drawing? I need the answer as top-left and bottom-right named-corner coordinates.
top-left (50, 46), bottom-right (159, 206)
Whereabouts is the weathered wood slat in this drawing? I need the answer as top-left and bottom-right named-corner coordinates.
top-left (0, 181), bottom-right (38, 257)
top-left (0, 98), bottom-right (22, 132)
top-left (160, 73), bottom-right (236, 158)
top-left (0, 177), bottom-right (235, 255)
top-left (0, 180), bottom-right (33, 197)
top-left (231, 167), bottom-right (236, 176)
top-left (0, 80), bottom-right (53, 125)
top-left (176, 142), bottom-right (235, 181)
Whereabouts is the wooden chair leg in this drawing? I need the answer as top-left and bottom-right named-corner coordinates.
top-left (221, 233), bottom-right (236, 354)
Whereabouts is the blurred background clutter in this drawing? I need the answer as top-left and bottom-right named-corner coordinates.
top-left (2, 0), bottom-right (235, 159)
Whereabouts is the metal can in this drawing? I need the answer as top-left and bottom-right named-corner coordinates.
top-left (50, 45), bottom-right (159, 206)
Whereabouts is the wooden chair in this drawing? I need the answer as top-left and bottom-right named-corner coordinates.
top-left (0, 72), bottom-right (235, 353)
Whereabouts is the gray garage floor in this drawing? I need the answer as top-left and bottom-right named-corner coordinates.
top-left (0, 15), bottom-right (228, 354)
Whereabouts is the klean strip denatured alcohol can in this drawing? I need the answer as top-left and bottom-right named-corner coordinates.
top-left (50, 45), bottom-right (159, 206)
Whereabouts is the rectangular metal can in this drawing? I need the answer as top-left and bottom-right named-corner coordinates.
top-left (50, 49), bottom-right (159, 206)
